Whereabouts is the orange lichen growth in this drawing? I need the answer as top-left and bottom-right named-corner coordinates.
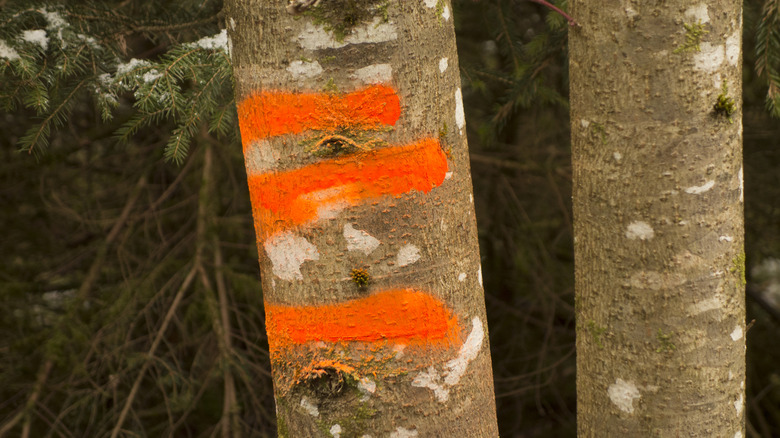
top-left (248, 138), bottom-right (448, 240)
top-left (237, 84), bottom-right (401, 148)
top-left (265, 289), bottom-right (461, 356)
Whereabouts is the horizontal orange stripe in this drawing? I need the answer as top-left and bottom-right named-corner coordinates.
top-left (265, 289), bottom-right (460, 355)
top-left (237, 85), bottom-right (401, 147)
top-left (248, 138), bottom-right (448, 240)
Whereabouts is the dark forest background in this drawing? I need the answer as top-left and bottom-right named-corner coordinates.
top-left (1, 0), bottom-right (779, 436)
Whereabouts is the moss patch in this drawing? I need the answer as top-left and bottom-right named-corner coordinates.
top-left (714, 80), bottom-right (736, 123)
top-left (674, 21), bottom-right (708, 54)
top-left (586, 320), bottom-right (607, 349)
top-left (731, 252), bottom-right (747, 286)
top-left (655, 329), bottom-right (676, 353)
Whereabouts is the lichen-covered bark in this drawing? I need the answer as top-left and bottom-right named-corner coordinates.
top-left (569, 1), bottom-right (745, 436)
top-left (223, 1), bottom-right (498, 436)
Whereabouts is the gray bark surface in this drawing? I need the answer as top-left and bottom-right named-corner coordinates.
top-left (224, 1), bottom-right (498, 436)
top-left (570, 1), bottom-right (746, 436)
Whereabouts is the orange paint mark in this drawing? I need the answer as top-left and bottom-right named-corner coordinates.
top-left (248, 138), bottom-right (447, 240)
top-left (237, 84), bottom-right (401, 147)
top-left (265, 289), bottom-right (461, 355)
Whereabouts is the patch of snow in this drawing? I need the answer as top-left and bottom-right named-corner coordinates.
top-left (22, 30), bottom-right (48, 50)
top-left (190, 29), bottom-right (230, 54)
top-left (142, 69), bottom-right (162, 83)
top-left (116, 58), bottom-right (151, 76)
top-left (0, 39), bottom-right (20, 61)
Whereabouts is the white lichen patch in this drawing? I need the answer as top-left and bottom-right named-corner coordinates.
top-left (343, 224), bottom-right (380, 255)
top-left (730, 325), bottom-right (743, 341)
top-left (299, 186), bottom-right (352, 220)
top-left (350, 63), bottom-right (392, 84)
top-left (684, 180), bottom-right (715, 194)
top-left (330, 424), bottom-right (342, 438)
top-left (389, 427), bottom-right (418, 438)
top-left (608, 379), bottom-right (641, 414)
top-left (719, 235), bottom-right (734, 242)
top-left (287, 60), bottom-right (323, 79)
top-left (694, 43), bottom-right (725, 73)
top-left (734, 394), bottom-right (744, 415)
top-left (300, 396), bottom-right (319, 417)
top-left (189, 29), bottom-right (230, 54)
top-left (358, 377), bottom-right (376, 401)
top-left (738, 167), bottom-right (744, 203)
top-left (454, 87), bottom-right (466, 131)
top-left (439, 57), bottom-right (449, 73)
top-left (689, 294), bottom-right (725, 315)
top-left (613, 151), bottom-right (622, 162)
top-left (735, 432), bottom-right (743, 438)
top-left (0, 39), bottom-right (20, 61)
top-left (684, 3), bottom-right (710, 23)
top-left (580, 119), bottom-right (590, 128)
top-left (625, 221), bottom-right (654, 240)
top-left (478, 266), bottom-right (483, 287)
top-left (726, 32), bottom-right (740, 66)
top-left (396, 244), bottom-right (421, 267)
top-left (411, 366), bottom-right (449, 402)
top-left (458, 272), bottom-right (467, 282)
top-left (244, 140), bottom-right (280, 175)
top-left (412, 317), bottom-right (484, 402)
top-left (295, 18), bottom-right (397, 51)
top-left (444, 171), bottom-right (453, 180)
top-left (395, 243), bottom-right (420, 266)
top-left (444, 317), bottom-right (484, 386)
top-left (229, 17), bottom-right (236, 30)
top-left (442, 5), bottom-right (451, 21)
top-left (264, 231), bottom-right (319, 281)
top-left (21, 29), bottom-right (49, 50)
top-left (424, 0), bottom-right (437, 8)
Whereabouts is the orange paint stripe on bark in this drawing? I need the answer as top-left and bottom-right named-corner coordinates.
top-left (248, 138), bottom-right (448, 240)
top-left (237, 84), bottom-right (401, 147)
top-left (265, 289), bottom-right (461, 354)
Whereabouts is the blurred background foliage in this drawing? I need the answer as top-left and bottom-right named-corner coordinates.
top-left (0, 0), bottom-right (779, 437)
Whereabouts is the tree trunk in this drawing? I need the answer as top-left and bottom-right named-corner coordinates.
top-left (570, 1), bottom-right (745, 436)
top-left (223, 1), bottom-right (498, 436)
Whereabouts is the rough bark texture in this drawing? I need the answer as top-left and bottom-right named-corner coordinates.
top-left (570, 1), bottom-right (745, 436)
top-left (224, 1), bottom-right (498, 436)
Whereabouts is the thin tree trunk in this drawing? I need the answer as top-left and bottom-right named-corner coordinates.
top-left (570, 1), bottom-right (745, 436)
top-left (224, 1), bottom-right (498, 436)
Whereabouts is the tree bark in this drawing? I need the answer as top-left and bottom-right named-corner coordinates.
top-left (224, 1), bottom-right (498, 436)
top-left (570, 1), bottom-right (745, 436)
